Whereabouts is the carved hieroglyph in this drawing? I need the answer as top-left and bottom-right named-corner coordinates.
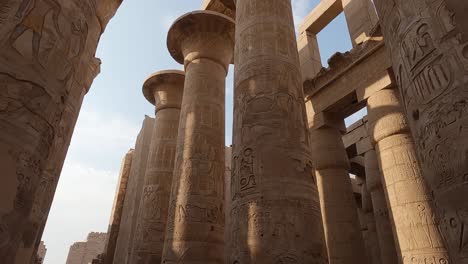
top-left (0, 0), bottom-right (120, 262)
top-left (131, 70), bottom-right (185, 264)
top-left (310, 122), bottom-right (369, 264)
top-left (230, 0), bottom-right (328, 263)
top-left (102, 149), bottom-right (134, 264)
top-left (367, 88), bottom-right (450, 263)
top-left (162, 11), bottom-right (234, 263)
top-left (372, 1), bottom-right (468, 261)
top-left (365, 149), bottom-right (398, 264)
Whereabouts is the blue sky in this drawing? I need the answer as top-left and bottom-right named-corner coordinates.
top-left (41, 1), bottom-right (360, 263)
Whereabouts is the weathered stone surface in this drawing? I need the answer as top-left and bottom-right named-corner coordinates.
top-left (131, 70), bottom-right (184, 264)
top-left (113, 116), bottom-right (155, 264)
top-left (229, 0), bottom-right (328, 263)
top-left (35, 241), bottom-right (46, 264)
top-left (367, 88), bottom-right (449, 262)
top-left (310, 118), bottom-right (368, 264)
top-left (66, 232), bottom-right (107, 264)
top-left (162, 10), bottom-right (234, 263)
top-left (342, 0), bottom-right (378, 46)
top-left (102, 149), bottom-right (134, 264)
top-left (372, 1), bottom-right (468, 261)
top-left (365, 149), bottom-right (398, 264)
top-left (0, 1), bottom-right (121, 262)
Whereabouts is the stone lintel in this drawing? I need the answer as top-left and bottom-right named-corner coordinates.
top-left (142, 70), bottom-right (185, 111)
top-left (304, 38), bottom-right (392, 115)
top-left (298, 0), bottom-right (343, 34)
top-left (201, 0), bottom-right (235, 19)
top-left (343, 117), bottom-right (373, 157)
top-left (308, 111), bottom-right (346, 133)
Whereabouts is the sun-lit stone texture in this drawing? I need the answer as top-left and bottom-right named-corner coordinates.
top-left (372, 1), bottom-right (468, 261)
top-left (310, 116), bottom-right (368, 264)
top-left (130, 70), bottom-right (185, 264)
top-left (162, 10), bottom-right (234, 263)
top-left (365, 149), bottom-right (399, 264)
top-left (367, 87), bottom-right (450, 262)
top-left (114, 116), bottom-right (155, 264)
top-left (0, 0), bottom-right (121, 262)
top-left (102, 149), bottom-right (134, 264)
top-left (342, 0), bottom-right (378, 47)
top-left (361, 181), bottom-right (382, 264)
top-left (229, 0), bottom-right (328, 263)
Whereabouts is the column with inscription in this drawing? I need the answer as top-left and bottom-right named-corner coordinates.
top-left (0, 0), bottom-right (121, 262)
top-left (364, 149), bottom-right (398, 264)
top-left (372, 1), bottom-right (468, 261)
top-left (367, 87), bottom-right (450, 262)
top-left (309, 116), bottom-right (368, 264)
top-left (162, 11), bottom-right (234, 263)
top-left (230, 0), bottom-right (328, 263)
top-left (131, 70), bottom-right (185, 263)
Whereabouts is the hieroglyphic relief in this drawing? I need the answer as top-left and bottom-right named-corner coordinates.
top-left (0, 0), bottom-right (120, 261)
top-left (373, 0), bottom-right (468, 261)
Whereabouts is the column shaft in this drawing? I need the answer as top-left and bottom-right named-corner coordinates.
top-left (230, 0), bottom-right (328, 262)
top-left (365, 149), bottom-right (399, 264)
top-left (131, 71), bottom-right (184, 263)
top-left (163, 59), bottom-right (226, 263)
top-left (0, 1), bottom-right (121, 262)
top-left (310, 126), bottom-right (368, 264)
top-left (103, 150), bottom-right (134, 264)
top-left (372, 1), bottom-right (468, 261)
top-left (163, 11), bottom-right (234, 263)
top-left (367, 88), bottom-right (449, 262)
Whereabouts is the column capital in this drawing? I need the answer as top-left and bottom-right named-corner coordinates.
top-left (142, 70), bottom-right (185, 112)
top-left (167, 10), bottom-right (235, 72)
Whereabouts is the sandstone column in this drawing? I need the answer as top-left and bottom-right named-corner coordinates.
top-left (367, 87), bottom-right (450, 262)
top-left (113, 116), bottom-right (155, 264)
top-left (130, 70), bottom-right (185, 263)
top-left (365, 149), bottom-right (399, 264)
top-left (361, 181), bottom-right (382, 264)
top-left (0, 1), bottom-right (121, 262)
top-left (230, 0), bottom-right (328, 262)
top-left (372, 1), bottom-right (468, 261)
top-left (103, 149), bottom-right (134, 264)
top-left (310, 117), bottom-right (368, 264)
top-left (162, 11), bottom-right (234, 263)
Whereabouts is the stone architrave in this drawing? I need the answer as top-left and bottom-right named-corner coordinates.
top-left (310, 118), bottom-right (368, 264)
top-left (371, 1), bottom-right (468, 261)
top-left (364, 149), bottom-right (399, 264)
top-left (0, 1), bottom-right (121, 262)
top-left (162, 11), bottom-right (234, 263)
top-left (367, 87), bottom-right (450, 262)
top-left (230, 0), bottom-right (328, 263)
top-left (131, 70), bottom-right (185, 263)
top-left (113, 116), bottom-right (155, 264)
top-left (102, 149), bottom-right (134, 264)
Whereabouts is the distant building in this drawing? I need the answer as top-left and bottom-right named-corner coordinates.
top-left (66, 232), bottom-right (107, 264)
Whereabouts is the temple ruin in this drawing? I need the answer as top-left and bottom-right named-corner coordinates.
top-left (1, 0), bottom-right (467, 263)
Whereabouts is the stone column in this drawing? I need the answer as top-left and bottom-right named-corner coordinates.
top-left (365, 149), bottom-right (399, 264)
top-left (371, 1), bottom-right (468, 261)
top-left (309, 116), bottom-right (368, 264)
top-left (131, 70), bottom-right (185, 263)
top-left (361, 181), bottom-right (383, 264)
top-left (367, 87), bottom-right (450, 262)
top-left (103, 149), bottom-right (134, 264)
top-left (162, 11), bottom-right (234, 263)
top-left (113, 116), bottom-right (154, 264)
top-left (0, 1), bottom-right (121, 262)
top-left (230, 0), bottom-right (328, 263)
